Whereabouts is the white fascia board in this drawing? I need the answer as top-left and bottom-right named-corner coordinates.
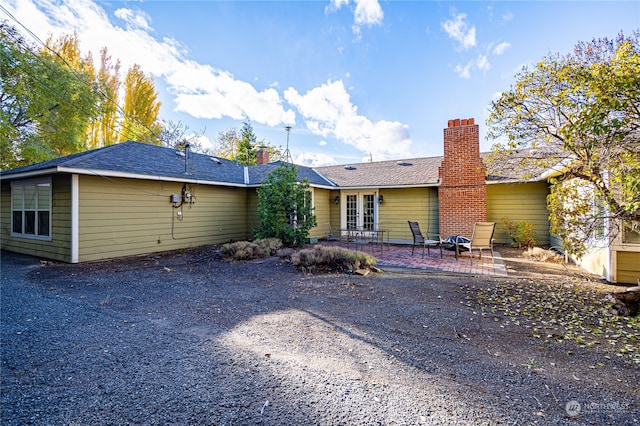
top-left (337, 183), bottom-right (440, 190)
top-left (0, 168), bottom-right (59, 181)
top-left (245, 182), bottom-right (337, 190)
top-left (57, 167), bottom-right (247, 188)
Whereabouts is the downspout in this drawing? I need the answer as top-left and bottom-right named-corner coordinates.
top-left (71, 174), bottom-right (79, 263)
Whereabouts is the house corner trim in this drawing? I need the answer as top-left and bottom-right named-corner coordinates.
top-left (71, 174), bottom-right (79, 263)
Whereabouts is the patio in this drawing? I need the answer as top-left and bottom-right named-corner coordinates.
top-left (321, 240), bottom-right (508, 277)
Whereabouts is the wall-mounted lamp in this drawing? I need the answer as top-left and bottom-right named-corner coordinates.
top-left (334, 196), bottom-right (340, 205)
top-left (378, 195), bottom-right (384, 205)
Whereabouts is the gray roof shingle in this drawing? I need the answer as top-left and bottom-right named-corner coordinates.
top-left (247, 161), bottom-right (337, 187)
top-left (1, 142), bottom-right (246, 184)
top-left (2, 141), bottom-right (557, 187)
top-left (315, 157), bottom-right (443, 187)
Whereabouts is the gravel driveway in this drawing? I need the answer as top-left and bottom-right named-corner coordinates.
top-left (1, 247), bottom-right (638, 425)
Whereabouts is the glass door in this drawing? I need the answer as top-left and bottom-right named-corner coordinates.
top-left (343, 191), bottom-right (377, 233)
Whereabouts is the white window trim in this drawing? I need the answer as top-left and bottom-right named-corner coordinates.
top-left (10, 177), bottom-right (52, 241)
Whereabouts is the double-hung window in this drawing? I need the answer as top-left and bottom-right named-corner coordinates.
top-left (11, 178), bottom-right (52, 239)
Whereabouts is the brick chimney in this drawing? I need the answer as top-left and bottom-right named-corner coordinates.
top-left (438, 118), bottom-right (487, 238)
top-left (256, 148), bottom-right (269, 165)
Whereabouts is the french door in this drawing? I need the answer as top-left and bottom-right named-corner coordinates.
top-left (343, 191), bottom-right (377, 232)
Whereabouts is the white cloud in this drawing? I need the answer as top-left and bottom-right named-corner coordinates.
top-left (476, 54), bottom-right (490, 72)
top-left (502, 12), bottom-right (514, 22)
top-left (284, 80), bottom-right (412, 160)
top-left (493, 41), bottom-right (511, 55)
top-left (168, 63), bottom-right (295, 126)
top-left (326, 0), bottom-right (383, 36)
top-left (8, 0), bottom-right (403, 158)
top-left (6, 0), bottom-right (295, 128)
top-left (441, 12), bottom-right (476, 50)
top-left (353, 0), bottom-right (383, 26)
top-left (294, 152), bottom-right (338, 167)
top-left (114, 8), bottom-right (151, 31)
top-left (318, 140), bottom-right (328, 146)
top-left (454, 54), bottom-right (490, 79)
top-left (454, 62), bottom-right (473, 79)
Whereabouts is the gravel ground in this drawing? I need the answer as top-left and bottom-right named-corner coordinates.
top-left (1, 247), bottom-right (638, 425)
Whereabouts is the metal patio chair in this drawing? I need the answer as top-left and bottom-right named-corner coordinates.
top-left (455, 222), bottom-right (496, 264)
top-left (408, 221), bottom-right (442, 258)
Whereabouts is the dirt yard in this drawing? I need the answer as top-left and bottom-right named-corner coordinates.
top-left (1, 246), bottom-right (638, 425)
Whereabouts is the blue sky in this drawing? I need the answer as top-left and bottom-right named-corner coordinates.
top-left (3, 1), bottom-right (639, 166)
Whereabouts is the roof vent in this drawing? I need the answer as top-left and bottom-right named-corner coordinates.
top-left (396, 161), bottom-right (412, 166)
top-left (176, 151), bottom-right (185, 157)
top-left (344, 166), bottom-right (356, 170)
top-left (210, 157), bottom-right (222, 164)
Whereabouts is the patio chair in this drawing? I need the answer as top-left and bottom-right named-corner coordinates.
top-left (322, 222), bottom-right (340, 244)
top-left (408, 221), bottom-right (442, 258)
top-left (455, 222), bottom-right (496, 264)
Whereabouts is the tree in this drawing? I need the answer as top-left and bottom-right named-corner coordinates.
top-left (214, 127), bottom-right (241, 160)
top-left (254, 163), bottom-right (317, 247)
top-left (214, 122), bottom-right (285, 164)
top-left (42, 32), bottom-right (99, 154)
top-left (158, 119), bottom-right (207, 153)
top-left (87, 47), bottom-right (120, 148)
top-left (1, 24), bottom-right (98, 168)
top-left (487, 32), bottom-right (640, 257)
top-left (120, 64), bottom-right (161, 144)
top-left (236, 121), bottom-right (258, 165)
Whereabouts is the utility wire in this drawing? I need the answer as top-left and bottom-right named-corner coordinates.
top-left (0, 7), bottom-right (164, 143)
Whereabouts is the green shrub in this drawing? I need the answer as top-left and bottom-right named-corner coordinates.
top-left (502, 217), bottom-right (536, 248)
top-left (254, 163), bottom-right (317, 247)
top-left (290, 245), bottom-right (377, 273)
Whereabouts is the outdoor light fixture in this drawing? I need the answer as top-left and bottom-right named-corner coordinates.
top-left (334, 196), bottom-right (340, 205)
top-left (378, 195), bottom-right (384, 204)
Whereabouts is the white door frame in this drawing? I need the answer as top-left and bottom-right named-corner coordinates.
top-left (340, 190), bottom-right (378, 232)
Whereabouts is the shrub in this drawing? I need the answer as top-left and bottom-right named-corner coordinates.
top-left (254, 163), bottom-right (317, 247)
top-left (254, 238), bottom-right (283, 256)
top-left (502, 217), bottom-right (536, 248)
top-left (220, 238), bottom-right (283, 261)
top-left (220, 241), bottom-right (265, 261)
top-left (523, 247), bottom-right (565, 263)
top-left (290, 245), bottom-right (377, 273)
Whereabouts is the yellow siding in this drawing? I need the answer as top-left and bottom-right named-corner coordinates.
top-left (310, 188), bottom-right (331, 239)
top-left (0, 175), bottom-right (72, 262)
top-left (487, 182), bottom-right (551, 245)
top-left (78, 176), bottom-right (248, 262)
top-left (329, 190), bottom-right (340, 229)
top-left (616, 251), bottom-right (640, 284)
top-left (246, 189), bottom-right (260, 236)
top-left (378, 188), bottom-right (439, 242)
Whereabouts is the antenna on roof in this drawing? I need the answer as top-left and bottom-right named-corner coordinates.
top-left (183, 141), bottom-right (190, 174)
top-left (283, 126), bottom-right (293, 163)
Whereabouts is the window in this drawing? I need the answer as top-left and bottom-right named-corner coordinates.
top-left (11, 178), bottom-right (51, 239)
top-left (623, 219), bottom-right (640, 244)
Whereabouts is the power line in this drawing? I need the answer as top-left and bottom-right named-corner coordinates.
top-left (0, 8), bottom-right (164, 144)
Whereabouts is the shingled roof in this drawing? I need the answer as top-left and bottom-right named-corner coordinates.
top-left (315, 157), bottom-right (443, 188)
top-left (2, 141), bottom-right (558, 187)
top-left (1, 142), bottom-right (246, 185)
top-left (247, 161), bottom-right (337, 187)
